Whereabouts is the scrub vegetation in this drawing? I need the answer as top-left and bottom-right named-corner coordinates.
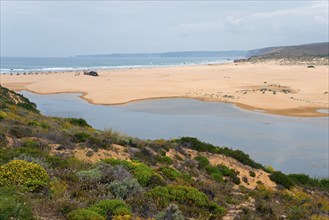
top-left (0, 86), bottom-right (328, 219)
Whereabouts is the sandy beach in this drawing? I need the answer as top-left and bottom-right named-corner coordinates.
top-left (1, 62), bottom-right (328, 117)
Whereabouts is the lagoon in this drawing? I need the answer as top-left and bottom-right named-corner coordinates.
top-left (21, 91), bottom-right (329, 177)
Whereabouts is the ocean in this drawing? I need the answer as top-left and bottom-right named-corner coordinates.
top-left (0, 56), bottom-right (240, 74)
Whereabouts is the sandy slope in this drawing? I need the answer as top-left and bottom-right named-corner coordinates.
top-left (1, 62), bottom-right (328, 116)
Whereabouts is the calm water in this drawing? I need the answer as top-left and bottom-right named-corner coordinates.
top-left (21, 91), bottom-right (329, 177)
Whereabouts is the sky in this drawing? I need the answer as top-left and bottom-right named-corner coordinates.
top-left (0, 1), bottom-right (328, 57)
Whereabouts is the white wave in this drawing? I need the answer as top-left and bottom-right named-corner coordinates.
top-left (0, 58), bottom-right (236, 74)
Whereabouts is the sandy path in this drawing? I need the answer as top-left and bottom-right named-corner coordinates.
top-left (1, 62), bottom-right (328, 117)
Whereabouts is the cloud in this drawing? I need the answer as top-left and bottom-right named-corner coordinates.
top-left (225, 16), bottom-right (246, 26)
top-left (270, 24), bottom-right (283, 34)
top-left (313, 15), bottom-right (328, 24)
top-left (251, 1), bottom-right (328, 18)
top-left (1, 1), bottom-right (328, 56)
top-left (174, 21), bottom-right (224, 37)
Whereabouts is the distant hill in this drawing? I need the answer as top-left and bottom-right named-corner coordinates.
top-left (77, 42), bottom-right (329, 65)
top-left (77, 50), bottom-right (248, 58)
top-left (246, 42), bottom-right (329, 58)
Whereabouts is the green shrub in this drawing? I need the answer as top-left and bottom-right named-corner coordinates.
top-left (205, 165), bottom-right (221, 175)
top-left (149, 185), bottom-right (209, 207)
top-left (0, 187), bottom-right (34, 220)
top-left (101, 158), bottom-right (135, 170)
top-left (17, 102), bottom-right (38, 113)
top-left (89, 199), bottom-right (131, 217)
top-left (177, 137), bottom-right (263, 169)
top-left (133, 163), bottom-right (154, 187)
top-left (28, 120), bottom-right (50, 129)
top-left (0, 160), bottom-right (49, 191)
top-left (73, 132), bottom-right (91, 143)
top-left (22, 139), bottom-right (44, 149)
top-left (28, 120), bottom-right (40, 127)
top-left (249, 171), bottom-right (256, 177)
top-left (320, 179), bottom-right (329, 190)
top-left (19, 139), bottom-right (49, 154)
top-left (46, 155), bottom-right (70, 169)
top-left (149, 173), bottom-right (167, 187)
top-left (0, 111), bottom-right (5, 120)
top-left (194, 156), bottom-right (209, 168)
top-left (217, 164), bottom-right (234, 176)
top-left (264, 165), bottom-right (275, 173)
top-left (287, 206), bottom-right (308, 219)
top-left (40, 122), bottom-right (50, 129)
top-left (101, 159), bottom-right (157, 186)
top-left (158, 167), bottom-right (181, 180)
top-left (210, 173), bottom-right (223, 183)
top-left (0, 142), bottom-right (46, 164)
top-left (269, 171), bottom-right (294, 189)
top-left (232, 176), bottom-right (241, 185)
top-left (288, 174), bottom-right (329, 190)
top-left (67, 118), bottom-right (91, 127)
top-left (209, 202), bottom-right (226, 215)
top-left (67, 208), bottom-right (105, 220)
top-left (156, 156), bottom-right (173, 165)
top-left (86, 151), bottom-right (94, 157)
top-left (50, 179), bottom-right (68, 199)
top-left (288, 174), bottom-right (313, 185)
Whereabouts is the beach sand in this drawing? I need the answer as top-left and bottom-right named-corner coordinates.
top-left (1, 62), bottom-right (328, 117)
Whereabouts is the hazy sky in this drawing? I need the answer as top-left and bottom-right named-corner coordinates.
top-left (1, 1), bottom-right (328, 57)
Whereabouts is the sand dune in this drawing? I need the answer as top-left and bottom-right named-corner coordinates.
top-left (1, 62), bottom-right (328, 117)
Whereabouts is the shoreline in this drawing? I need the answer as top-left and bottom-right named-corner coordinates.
top-left (2, 62), bottom-right (328, 117)
top-left (20, 89), bottom-right (328, 118)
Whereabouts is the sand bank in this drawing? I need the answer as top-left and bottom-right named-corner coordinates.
top-left (1, 62), bottom-right (328, 117)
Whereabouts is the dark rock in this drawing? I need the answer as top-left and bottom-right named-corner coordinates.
top-left (83, 70), bottom-right (99, 76)
top-left (234, 58), bottom-right (250, 63)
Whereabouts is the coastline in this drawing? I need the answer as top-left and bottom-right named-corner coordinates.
top-left (1, 62), bottom-right (328, 117)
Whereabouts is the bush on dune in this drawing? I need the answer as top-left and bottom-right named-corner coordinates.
top-left (149, 185), bottom-right (209, 207)
top-left (176, 137), bottom-right (263, 169)
top-left (288, 174), bottom-right (329, 190)
top-left (67, 118), bottom-right (91, 127)
top-left (67, 199), bottom-right (131, 220)
top-left (101, 159), bottom-right (158, 187)
top-left (67, 208), bottom-right (105, 220)
top-left (269, 171), bottom-right (294, 189)
top-left (0, 160), bottom-right (50, 191)
top-left (194, 156), bottom-right (209, 169)
top-left (89, 199), bottom-right (131, 217)
top-left (158, 167), bottom-right (181, 181)
top-left (0, 187), bottom-right (34, 220)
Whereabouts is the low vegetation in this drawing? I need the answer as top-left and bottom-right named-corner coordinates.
top-left (0, 85), bottom-right (328, 219)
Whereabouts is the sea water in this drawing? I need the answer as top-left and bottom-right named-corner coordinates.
top-left (0, 56), bottom-right (237, 73)
top-left (20, 91), bottom-right (329, 177)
